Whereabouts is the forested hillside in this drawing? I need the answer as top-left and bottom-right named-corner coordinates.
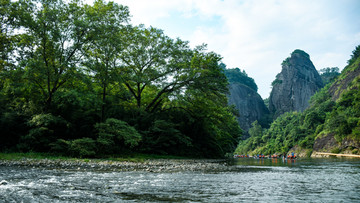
top-left (235, 45), bottom-right (360, 156)
top-left (0, 0), bottom-right (242, 158)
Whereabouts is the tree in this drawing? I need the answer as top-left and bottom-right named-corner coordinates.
top-left (319, 67), bottom-right (340, 85)
top-left (176, 57), bottom-right (241, 157)
top-left (95, 118), bottom-right (141, 154)
top-left (119, 25), bottom-right (198, 113)
top-left (347, 45), bottom-right (360, 65)
top-left (0, 0), bottom-right (17, 72)
top-left (18, 0), bottom-right (91, 110)
top-left (17, 113), bottom-right (69, 152)
top-left (82, 0), bottom-right (130, 121)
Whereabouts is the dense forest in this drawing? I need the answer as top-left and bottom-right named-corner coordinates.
top-left (0, 0), bottom-right (242, 158)
top-left (235, 45), bottom-right (360, 156)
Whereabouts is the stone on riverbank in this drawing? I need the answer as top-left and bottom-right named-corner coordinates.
top-left (0, 159), bottom-right (237, 173)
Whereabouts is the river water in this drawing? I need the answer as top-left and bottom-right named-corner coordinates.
top-left (0, 158), bottom-right (359, 202)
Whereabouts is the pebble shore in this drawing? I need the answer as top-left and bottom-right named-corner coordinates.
top-left (0, 158), bottom-right (238, 173)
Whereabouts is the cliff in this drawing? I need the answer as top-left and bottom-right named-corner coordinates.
top-left (228, 83), bottom-right (269, 133)
top-left (269, 49), bottom-right (323, 117)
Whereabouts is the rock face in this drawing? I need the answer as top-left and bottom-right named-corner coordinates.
top-left (269, 50), bottom-right (323, 117)
top-left (228, 83), bottom-right (269, 133)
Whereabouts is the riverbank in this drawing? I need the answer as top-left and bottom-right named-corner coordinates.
top-left (0, 153), bottom-right (234, 173)
top-left (312, 152), bottom-right (360, 158)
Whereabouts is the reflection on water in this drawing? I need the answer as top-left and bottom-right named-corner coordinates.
top-left (235, 157), bottom-right (297, 167)
top-left (0, 158), bottom-right (360, 202)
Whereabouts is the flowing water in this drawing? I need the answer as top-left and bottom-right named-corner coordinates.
top-left (0, 158), bottom-right (360, 202)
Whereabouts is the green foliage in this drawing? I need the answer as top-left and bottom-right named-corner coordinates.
top-left (271, 78), bottom-right (283, 87)
top-left (142, 119), bottom-right (192, 155)
top-left (95, 118), bottom-right (141, 151)
top-left (224, 68), bottom-right (258, 92)
top-left (271, 73), bottom-right (283, 87)
top-left (69, 138), bottom-right (96, 158)
top-left (17, 0), bottom-right (92, 110)
top-left (281, 50), bottom-right (309, 66)
top-left (0, 111), bottom-right (28, 151)
top-left (281, 57), bottom-right (290, 66)
top-left (82, 0), bottom-right (130, 121)
top-left (292, 49), bottom-right (310, 59)
top-left (331, 147), bottom-right (341, 154)
top-left (50, 139), bottom-right (70, 155)
top-left (235, 121), bottom-right (263, 154)
top-left (17, 113), bottom-right (69, 152)
top-left (347, 45), bottom-right (360, 65)
top-left (319, 67), bottom-right (340, 85)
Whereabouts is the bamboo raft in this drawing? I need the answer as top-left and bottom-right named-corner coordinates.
top-left (314, 152), bottom-right (360, 158)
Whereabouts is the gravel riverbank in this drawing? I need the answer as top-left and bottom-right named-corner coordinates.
top-left (0, 158), bottom-right (237, 173)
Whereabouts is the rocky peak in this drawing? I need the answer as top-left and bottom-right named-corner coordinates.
top-left (269, 49), bottom-right (323, 117)
top-left (228, 83), bottom-right (269, 134)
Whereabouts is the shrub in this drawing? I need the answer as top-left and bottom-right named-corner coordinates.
top-left (95, 118), bottom-right (142, 153)
top-left (69, 138), bottom-right (96, 158)
top-left (50, 139), bottom-right (70, 155)
top-left (142, 119), bottom-right (192, 154)
top-left (331, 147), bottom-right (341, 154)
top-left (18, 113), bottom-right (69, 152)
top-left (352, 149), bottom-right (359, 155)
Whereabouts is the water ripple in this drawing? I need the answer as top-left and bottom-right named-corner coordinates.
top-left (0, 158), bottom-right (359, 202)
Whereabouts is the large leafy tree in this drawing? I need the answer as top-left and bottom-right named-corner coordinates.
top-left (0, 0), bottom-right (17, 72)
top-left (18, 0), bottom-right (91, 110)
top-left (119, 25), bottom-right (196, 113)
top-left (82, 0), bottom-right (130, 121)
top-left (169, 51), bottom-right (241, 157)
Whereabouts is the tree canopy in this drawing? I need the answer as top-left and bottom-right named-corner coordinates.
top-left (0, 0), bottom-right (241, 158)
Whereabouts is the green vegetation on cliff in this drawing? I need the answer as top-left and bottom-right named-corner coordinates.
top-left (235, 45), bottom-right (360, 156)
top-left (319, 67), bottom-right (340, 85)
top-left (224, 68), bottom-right (258, 92)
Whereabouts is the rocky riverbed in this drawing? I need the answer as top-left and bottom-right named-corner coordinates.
top-left (0, 158), bottom-right (238, 173)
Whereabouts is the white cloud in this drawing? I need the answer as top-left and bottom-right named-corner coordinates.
top-left (112, 0), bottom-right (360, 98)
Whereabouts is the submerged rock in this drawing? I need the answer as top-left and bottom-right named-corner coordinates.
top-left (0, 180), bottom-right (8, 185)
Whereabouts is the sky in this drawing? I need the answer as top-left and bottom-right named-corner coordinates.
top-left (111, 0), bottom-right (360, 98)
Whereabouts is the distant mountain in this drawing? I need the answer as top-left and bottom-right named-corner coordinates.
top-left (269, 49), bottom-right (323, 117)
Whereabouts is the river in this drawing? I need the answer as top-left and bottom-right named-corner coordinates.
top-left (0, 158), bottom-right (359, 202)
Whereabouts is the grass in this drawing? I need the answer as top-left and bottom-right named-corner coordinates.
top-left (0, 152), bottom-right (69, 161)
